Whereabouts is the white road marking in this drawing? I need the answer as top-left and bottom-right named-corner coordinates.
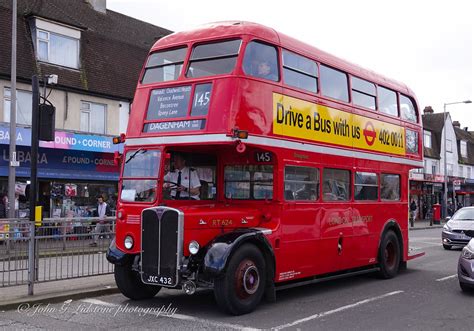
top-left (80, 298), bottom-right (259, 330)
top-left (169, 313), bottom-right (260, 331)
top-left (436, 274), bottom-right (458, 282)
top-left (272, 290), bottom-right (404, 330)
top-left (81, 298), bottom-right (119, 307)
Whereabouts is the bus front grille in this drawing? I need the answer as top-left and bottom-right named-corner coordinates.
top-left (141, 207), bottom-right (181, 287)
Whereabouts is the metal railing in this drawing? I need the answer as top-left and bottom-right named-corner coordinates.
top-left (0, 217), bottom-right (115, 293)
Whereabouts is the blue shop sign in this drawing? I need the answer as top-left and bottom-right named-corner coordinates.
top-left (0, 124), bottom-right (123, 153)
top-left (0, 146), bottom-right (119, 181)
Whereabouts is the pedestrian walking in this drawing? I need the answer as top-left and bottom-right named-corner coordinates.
top-left (89, 195), bottom-right (111, 247)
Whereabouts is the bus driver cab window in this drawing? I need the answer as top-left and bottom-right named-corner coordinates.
top-left (243, 41), bottom-right (279, 81)
top-left (163, 152), bottom-right (217, 200)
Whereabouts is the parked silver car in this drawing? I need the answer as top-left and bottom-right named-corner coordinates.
top-left (442, 207), bottom-right (474, 250)
top-left (458, 238), bottom-right (474, 292)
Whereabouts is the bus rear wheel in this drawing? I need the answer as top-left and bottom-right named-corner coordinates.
top-left (114, 264), bottom-right (161, 300)
top-left (214, 244), bottom-right (266, 315)
top-left (377, 230), bottom-right (401, 279)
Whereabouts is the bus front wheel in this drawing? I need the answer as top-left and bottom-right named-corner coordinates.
top-left (377, 230), bottom-right (401, 279)
top-left (114, 264), bottom-right (161, 300)
top-left (214, 244), bottom-right (266, 315)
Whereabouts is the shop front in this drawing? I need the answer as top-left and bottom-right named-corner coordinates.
top-left (0, 125), bottom-right (121, 218)
top-left (454, 178), bottom-right (474, 208)
top-left (410, 172), bottom-right (444, 219)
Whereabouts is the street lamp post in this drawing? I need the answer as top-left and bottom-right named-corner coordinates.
top-left (443, 100), bottom-right (472, 219)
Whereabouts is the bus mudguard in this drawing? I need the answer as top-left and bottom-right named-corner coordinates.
top-left (106, 238), bottom-right (133, 266)
top-left (379, 219), bottom-right (404, 255)
top-left (202, 228), bottom-right (275, 277)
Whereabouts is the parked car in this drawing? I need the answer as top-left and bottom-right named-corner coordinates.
top-left (442, 207), bottom-right (474, 250)
top-left (458, 238), bottom-right (474, 292)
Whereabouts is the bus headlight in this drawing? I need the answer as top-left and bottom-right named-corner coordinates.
top-left (124, 235), bottom-right (134, 250)
top-left (189, 240), bottom-right (200, 255)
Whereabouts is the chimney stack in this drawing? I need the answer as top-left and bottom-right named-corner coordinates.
top-left (423, 106), bottom-right (434, 114)
top-left (453, 121), bottom-right (461, 128)
top-left (86, 0), bottom-right (106, 14)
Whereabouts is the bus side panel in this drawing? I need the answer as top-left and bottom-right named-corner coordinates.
top-left (278, 203), bottom-right (321, 281)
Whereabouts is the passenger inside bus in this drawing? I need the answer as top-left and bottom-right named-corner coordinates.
top-left (242, 41), bottom-right (279, 81)
top-left (163, 153), bottom-right (201, 200)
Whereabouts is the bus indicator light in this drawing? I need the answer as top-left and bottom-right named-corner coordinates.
top-left (232, 128), bottom-right (248, 139)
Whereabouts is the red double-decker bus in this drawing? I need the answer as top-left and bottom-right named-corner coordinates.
top-left (107, 21), bottom-right (424, 315)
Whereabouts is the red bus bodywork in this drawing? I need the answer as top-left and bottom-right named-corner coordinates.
top-left (107, 21), bottom-right (423, 315)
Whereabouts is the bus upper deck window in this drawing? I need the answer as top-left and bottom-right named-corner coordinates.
top-left (243, 41), bottom-right (279, 82)
top-left (400, 95), bottom-right (418, 123)
top-left (282, 50), bottom-right (318, 93)
top-left (377, 86), bottom-right (398, 117)
top-left (142, 47), bottom-right (187, 84)
top-left (186, 39), bottom-right (241, 78)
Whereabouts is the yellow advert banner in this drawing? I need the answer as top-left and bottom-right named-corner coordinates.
top-left (273, 93), bottom-right (405, 156)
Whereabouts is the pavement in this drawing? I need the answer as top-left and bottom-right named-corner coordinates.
top-left (0, 274), bottom-right (119, 311)
top-left (0, 218), bottom-right (444, 312)
top-left (409, 218), bottom-right (444, 230)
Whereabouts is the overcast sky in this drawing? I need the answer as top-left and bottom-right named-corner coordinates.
top-left (109, 0), bottom-right (473, 128)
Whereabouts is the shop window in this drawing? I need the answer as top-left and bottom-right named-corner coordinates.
top-left (3, 88), bottom-right (32, 125)
top-left (50, 182), bottom-right (117, 218)
top-left (80, 101), bottom-right (106, 134)
top-left (381, 174), bottom-right (400, 201)
top-left (322, 168), bottom-right (350, 201)
top-left (284, 166), bottom-right (319, 201)
top-left (354, 172), bottom-right (378, 201)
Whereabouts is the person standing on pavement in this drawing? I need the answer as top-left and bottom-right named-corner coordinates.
top-left (409, 199), bottom-right (417, 227)
top-left (0, 193), bottom-right (7, 218)
top-left (90, 195), bottom-right (111, 246)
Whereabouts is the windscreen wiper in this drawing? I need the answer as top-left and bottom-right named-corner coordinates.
top-left (125, 148), bottom-right (145, 164)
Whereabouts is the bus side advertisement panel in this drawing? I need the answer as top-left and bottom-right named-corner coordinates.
top-left (272, 93), bottom-right (405, 156)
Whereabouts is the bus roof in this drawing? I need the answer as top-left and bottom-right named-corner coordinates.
top-left (152, 21), bottom-right (414, 96)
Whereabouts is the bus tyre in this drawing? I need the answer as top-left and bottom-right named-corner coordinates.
top-left (214, 244), bottom-right (266, 315)
top-left (114, 264), bottom-right (161, 300)
top-left (377, 230), bottom-right (400, 279)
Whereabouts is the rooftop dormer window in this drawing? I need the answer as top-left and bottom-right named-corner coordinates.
top-left (34, 18), bottom-right (80, 69)
top-left (461, 140), bottom-right (467, 157)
